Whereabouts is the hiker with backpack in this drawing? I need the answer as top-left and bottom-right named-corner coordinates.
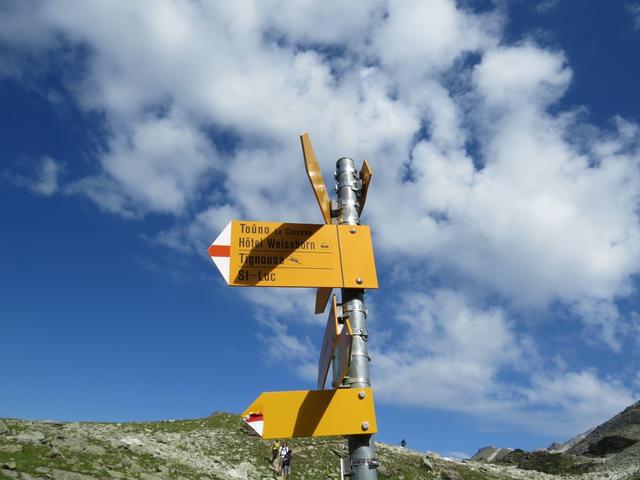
top-left (270, 439), bottom-right (281, 465)
top-left (281, 444), bottom-right (293, 479)
top-left (277, 442), bottom-right (288, 475)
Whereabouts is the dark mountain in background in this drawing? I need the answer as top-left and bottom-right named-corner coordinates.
top-left (566, 401), bottom-right (640, 457)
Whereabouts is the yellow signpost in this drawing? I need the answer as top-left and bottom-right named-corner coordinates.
top-left (242, 387), bottom-right (377, 439)
top-left (208, 220), bottom-right (378, 289)
top-left (207, 133), bottom-right (379, 476)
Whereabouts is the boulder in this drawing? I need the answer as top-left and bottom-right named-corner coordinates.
top-left (16, 431), bottom-right (45, 443)
top-left (420, 456), bottom-right (435, 471)
top-left (439, 469), bottom-right (463, 480)
top-left (49, 469), bottom-right (100, 480)
top-left (0, 445), bottom-right (23, 453)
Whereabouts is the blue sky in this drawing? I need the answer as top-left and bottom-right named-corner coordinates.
top-left (2, 0), bottom-right (640, 458)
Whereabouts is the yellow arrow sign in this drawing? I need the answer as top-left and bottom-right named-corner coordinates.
top-left (242, 387), bottom-right (376, 439)
top-left (207, 221), bottom-right (378, 288)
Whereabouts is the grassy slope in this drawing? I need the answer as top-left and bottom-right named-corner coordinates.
top-left (1, 414), bottom-right (514, 480)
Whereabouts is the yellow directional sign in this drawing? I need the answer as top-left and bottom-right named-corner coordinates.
top-left (242, 387), bottom-right (377, 439)
top-left (301, 132), bottom-right (332, 224)
top-left (208, 221), bottom-right (378, 288)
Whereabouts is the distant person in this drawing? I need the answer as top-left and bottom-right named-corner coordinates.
top-left (282, 445), bottom-right (293, 479)
top-left (400, 438), bottom-right (407, 448)
top-left (271, 439), bottom-right (281, 464)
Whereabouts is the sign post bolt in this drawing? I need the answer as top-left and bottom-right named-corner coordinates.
top-left (335, 157), bottom-right (378, 480)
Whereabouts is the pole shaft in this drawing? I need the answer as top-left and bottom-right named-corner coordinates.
top-left (335, 157), bottom-right (377, 480)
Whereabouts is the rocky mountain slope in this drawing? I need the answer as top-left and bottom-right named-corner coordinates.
top-left (470, 401), bottom-right (640, 480)
top-left (0, 409), bottom-right (639, 480)
top-left (567, 401), bottom-right (640, 458)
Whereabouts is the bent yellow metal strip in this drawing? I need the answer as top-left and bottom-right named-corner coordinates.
top-left (358, 160), bottom-right (373, 216)
top-left (242, 387), bottom-right (376, 439)
top-left (315, 287), bottom-right (333, 314)
top-left (301, 133), bottom-right (332, 224)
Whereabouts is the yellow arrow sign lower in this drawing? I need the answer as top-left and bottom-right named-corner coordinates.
top-left (242, 387), bottom-right (376, 439)
top-left (207, 221), bottom-right (378, 288)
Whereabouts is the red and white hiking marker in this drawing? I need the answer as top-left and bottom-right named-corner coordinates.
top-left (207, 222), bottom-right (231, 283)
top-left (243, 412), bottom-right (264, 437)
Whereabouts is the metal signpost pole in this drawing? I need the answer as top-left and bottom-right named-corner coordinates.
top-left (335, 157), bottom-right (378, 480)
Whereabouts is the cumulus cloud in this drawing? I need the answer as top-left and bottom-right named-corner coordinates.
top-left (2, 0), bottom-right (640, 435)
top-left (374, 290), bottom-right (522, 409)
top-left (373, 290), bottom-right (635, 435)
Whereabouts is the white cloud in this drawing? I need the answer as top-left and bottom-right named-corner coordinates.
top-left (31, 156), bottom-right (62, 196)
top-left (517, 370), bottom-right (635, 436)
top-left (372, 0), bottom-right (499, 75)
top-left (473, 44), bottom-right (571, 108)
top-left (536, 0), bottom-right (560, 14)
top-left (373, 290), bottom-right (636, 436)
top-left (7, 156), bottom-right (62, 196)
top-left (373, 290), bottom-right (522, 410)
top-left (255, 314), bottom-right (316, 379)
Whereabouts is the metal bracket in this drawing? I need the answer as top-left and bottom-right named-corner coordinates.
top-left (330, 199), bottom-right (340, 218)
top-left (351, 458), bottom-right (379, 468)
top-left (347, 376), bottom-right (371, 386)
top-left (342, 303), bottom-right (368, 315)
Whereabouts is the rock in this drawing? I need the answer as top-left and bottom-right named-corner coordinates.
top-left (0, 420), bottom-right (9, 434)
top-left (420, 456), bottom-right (435, 471)
top-left (16, 431), bottom-right (45, 443)
top-left (35, 467), bottom-right (50, 474)
top-left (439, 469), bottom-right (463, 480)
top-left (0, 445), bottom-right (23, 453)
top-left (20, 473), bottom-right (48, 480)
top-left (45, 448), bottom-right (64, 459)
top-left (139, 474), bottom-right (164, 480)
top-left (0, 468), bottom-right (19, 479)
top-left (2, 461), bottom-right (16, 470)
top-left (49, 469), bottom-right (100, 480)
top-left (82, 444), bottom-right (106, 455)
top-left (52, 436), bottom-right (92, 452)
